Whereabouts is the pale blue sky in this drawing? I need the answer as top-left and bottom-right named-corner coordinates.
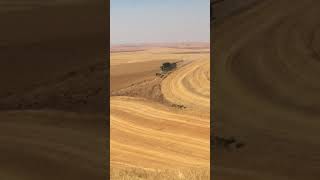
top-left (111, 0), bottom-right (210, 45)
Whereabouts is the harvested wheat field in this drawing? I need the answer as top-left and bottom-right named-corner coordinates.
top-left (213, 0), bottom-right (320, 179)
top-left (110, 43), bottom-right (210, 179)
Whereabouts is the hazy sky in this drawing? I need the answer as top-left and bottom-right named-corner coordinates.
top-left (111, 0), bottom-right (210, 44)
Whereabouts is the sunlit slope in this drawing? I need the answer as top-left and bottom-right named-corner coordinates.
top-left (110, 46), bottom-right (210, 170)
top-left (110, 96), bottom-right (209, 168)
top-left (162, 59), bottom-right (210, 112)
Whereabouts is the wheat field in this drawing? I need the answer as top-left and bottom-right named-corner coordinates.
top-left (111, 167), bottom-right (210, 180)
top-left (110, 44), bottom-right (210, 179)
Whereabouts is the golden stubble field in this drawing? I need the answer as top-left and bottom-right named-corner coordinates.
top-left (110, 43), bottom-right (210, 179)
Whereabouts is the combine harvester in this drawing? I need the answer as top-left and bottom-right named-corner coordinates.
top-left (156, 60), bottom-right (184, 77)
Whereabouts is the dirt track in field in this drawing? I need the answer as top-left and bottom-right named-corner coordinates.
top-left (213, 0), bottom-right (320, 179)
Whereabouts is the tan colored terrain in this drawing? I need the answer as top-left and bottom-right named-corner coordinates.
top-left (213, 0), bottom-right (320, 179)
top-left (0, 1), bottom-right (107, 179)
top-left (110, 45), bottom-right (210, 178)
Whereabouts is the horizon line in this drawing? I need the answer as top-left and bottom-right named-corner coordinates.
top-left (110, 41), bottom-right (210, 47)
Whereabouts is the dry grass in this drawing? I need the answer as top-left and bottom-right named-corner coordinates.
top-left (110, 167), bottom-right (210, 180)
